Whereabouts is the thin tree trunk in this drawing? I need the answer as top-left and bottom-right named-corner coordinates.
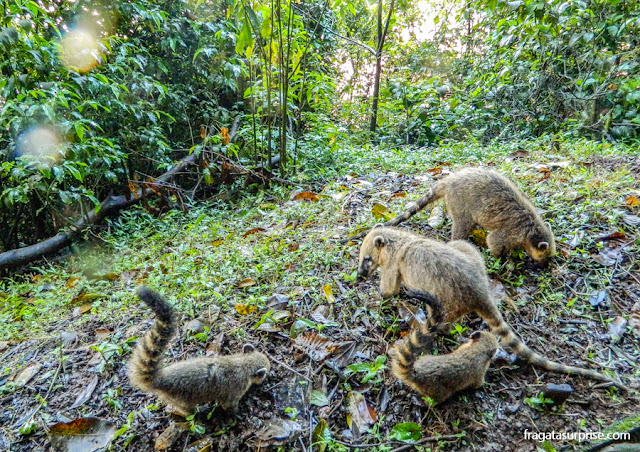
top-left (369, 0), bottom-right (395, 134)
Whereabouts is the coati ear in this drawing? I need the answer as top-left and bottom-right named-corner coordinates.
top-left (537, 241), bottom-right (549, 251)
top-left (471, 331), bottom-right (482, 340)
top-left (243, 344), bottom-right (255, 354)
top-left (373, 223), bottom-right (384, 229)
top-left (545, 221), bottom-right (553, 231)
top-left (373, 236), bottom-right (387, 248)
top-left (254, 367), bottom-right (268, 379)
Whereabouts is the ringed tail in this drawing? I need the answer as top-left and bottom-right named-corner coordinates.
top-left (383, 180), bottom-right (446, 228)
top-left (343, 180), bottom-right (445, 243)
top-left (129, 286), bottom-right (177, 388)
top-left (485, 312), bottom-right (629, 391)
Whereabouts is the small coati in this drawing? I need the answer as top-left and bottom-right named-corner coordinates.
top-left (129, 286), bottom-right (271, 415)
top-left (390, 330), bottom-right (499, 403)
top-left (358, 227), bottom-right (628, 390)
top-left (352, 167), bottom-right (556, 264)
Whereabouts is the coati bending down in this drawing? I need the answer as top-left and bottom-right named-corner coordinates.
top-left (129, 286), bottom-right (271, 415)
top-left (390, 330), bottom-right (498, 403)
top-left (358, 227), bottom-right (628, 390)
top-left (352, 167), bottom-right (556, 264)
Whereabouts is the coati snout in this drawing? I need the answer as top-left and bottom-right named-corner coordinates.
top-left (357, 235), bottom-right (386, 277)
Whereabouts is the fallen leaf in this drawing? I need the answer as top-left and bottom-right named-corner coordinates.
top-left (288, 243), bottom-right (300, 252)
top-left (268, 294), bottom-right (291, 309)
top-left (95, 328), bottom-right (112, 341)
top-left (328, 341), bottom-right (357, 368)
top-left (155, 423), bottom-right (187, 451)
top-left (211, 238), bottom-right (225, 246)
top-left (389, 191), bottom-right (407, 200)
top-left (49, 417), bottom-right (116, 452)
top-left (311, 305), bottom-right (332, 324)
top-left (310, 390), bottom-right (330, 407)
top-left (425, 166), bottom-right (442, 175)
top-left (72, 302), bottom-right (93, 317)
top-left (592, 248), bottom-right (620, 267)
top-left (206, 332), bottom-right (225, 356)
top-left (625, 195), bottom-right (639, 207)
top-left (346, 391), bottom-right (376, 438)
top-left (292, 191), bottom-right (319, 202)
top-left (14, 362), bottom-right (42, 387)
top-left (235, 303), bottom-right (258, 315)
top-left (589, 290), bottom-right (608, 307)
top-left (253, 419), bottom-right (302, 446)
top-left (322, 285), bottom-right (335, 304)
top-left (66, 277), bottom-right (82, 288)
top-left (58, 331), bottom-right (78, 347)
top-left (237, 278), bottom-right (257, 288)
top-left (185, 319), bottom-right (205, 333)
top-left (293, 332), bottom-right (336, 361)
top-left (371, 203), bottom-right (395, 221)
top-left (69, 375), bottom-right (99, 409)
top-left (598, 231), bottom-right (626, 241)
top-left (71, 292), bottom-right (103, 304)
top-left (185, 438), bottom-right (214, 452)
top-left (243, 228), bottom-right (266, 237)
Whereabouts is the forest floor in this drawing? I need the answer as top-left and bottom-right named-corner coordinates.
top-left (1, 138), bottom-right (639, 452)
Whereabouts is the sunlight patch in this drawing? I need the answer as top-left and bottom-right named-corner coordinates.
top-left (15, 126), bottom-right (66, 168)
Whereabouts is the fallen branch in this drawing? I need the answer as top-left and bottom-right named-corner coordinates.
top-left (0, 153), bottom-right (198, 271)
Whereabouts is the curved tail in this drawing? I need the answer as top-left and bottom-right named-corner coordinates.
top-left (343, 180), bottom-right (446, 243)
top-left (129, 286), bottom-right (177, 390)
top-left (485, 312), bottom-right (629, 391)
top-left (383, 180), bottom-right (446, 229)
top-left (390, 321), bottom-right (435, 388)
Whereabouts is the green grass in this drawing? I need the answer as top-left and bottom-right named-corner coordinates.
top-left (1, 137), bottom-right (638, 343)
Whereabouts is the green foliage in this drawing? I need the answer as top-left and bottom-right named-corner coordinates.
top-left (524, 392), bottom-right (555, 411)
top-left (388, 422), bottom-right (422, 443)
top-left (345, 355), bottom-right (388, 384)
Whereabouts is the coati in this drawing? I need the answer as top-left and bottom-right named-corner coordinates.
top-left (390, 330), bottom-right (498, 403)
top-left (128, 286), bottom-right (271, 415)
top-left (358, 227), bottom-right (628, 390)
top-left (352, 167), bottom-right (556, 264)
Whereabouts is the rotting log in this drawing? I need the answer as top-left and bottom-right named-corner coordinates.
top-left (0, 153), bottom-right (198, 271)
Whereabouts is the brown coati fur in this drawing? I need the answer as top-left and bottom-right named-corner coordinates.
top-left (390, 330), bottom-right (499, 403)
top-left (352, 167), bottom-right (556, 264)
top-left (128, 286), bottom-right (271, 415)
top-left (358, 227), bottom-right (628, 390)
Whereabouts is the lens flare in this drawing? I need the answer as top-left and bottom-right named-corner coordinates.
top-left (59, 28), bottom-right (101, 73)
top-left (15, 127), bottom-right (65, 168)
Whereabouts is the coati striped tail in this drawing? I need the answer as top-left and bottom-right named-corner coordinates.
top-left (129, 287), bottom-right (177, 389)
top-left (485, 314), bottom-right (629, 391)
top-left (382, 181), bottom-right (445, 228)
top-left (343, 180), bottom-right (446, 243)
top-left (392, 323), bottom-right (434, 369)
